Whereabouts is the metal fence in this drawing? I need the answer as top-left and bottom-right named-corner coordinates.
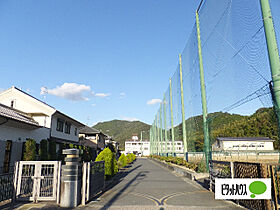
top-left (81, 161), bottom-right (105, 205)
top-left (0, 171), bottom-right (14, 202)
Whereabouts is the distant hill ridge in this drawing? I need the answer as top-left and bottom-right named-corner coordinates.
top-left (93, 107), bottom-right (279, 151)
top-left (93, 120), bottom-right (150, 150)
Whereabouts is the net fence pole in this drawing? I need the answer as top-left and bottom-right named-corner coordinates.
top-left (170, 78), bottom-right (176, 157)
top-left (260, 0), bottom-right (280, 142)
top-left (149, 127), bottom-right (152, 155)
top-left (179, 54), bottom-right (188, 161)
top-left (164, 94), bottom-right (168, 156)
top-left (157, 111), bottom-right (160, 155)
top-left (196, 10), bottom-right (211, 172)
top-left (153, 121), bottom-right (156, 155)
top-left (160, 103), bottom-right (163, 156)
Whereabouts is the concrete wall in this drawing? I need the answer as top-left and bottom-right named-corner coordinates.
top-left (9, 141), bottom-right (23, 166)
top-left (222, 141), bottom-right (274, 151)
top-left (0, 125), bottom-right (50, 143)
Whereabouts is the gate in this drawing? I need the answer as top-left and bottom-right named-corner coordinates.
top-left (81, 161), bottom-right (105, 205)
top-left (15, 161), bottom-right (61, 203)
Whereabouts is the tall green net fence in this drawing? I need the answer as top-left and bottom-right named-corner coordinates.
top-left (151, 0), bottom-right (280, 165)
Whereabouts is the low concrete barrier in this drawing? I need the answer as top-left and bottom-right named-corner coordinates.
top-left (150, 158), bottom-right (208, 180)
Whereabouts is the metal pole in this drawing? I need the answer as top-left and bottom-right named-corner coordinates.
top-left (196, 11), bottom-right (210, 172)
top-left (160, 103), bottom-right (163, 156)
top-left (140, 131), bottom-right (143, 156)
top-left (260, 0), bottom-right (280, 145)
top-left (164, 94), bottom-right (168, 156)
top-left (157, 111), bottom-right (160, 155)
top-left (179, 54), bottom-right (188, 161)
top-left (170, 78), bottom-right (176, 156)
top-left (149, 127), bottom-right (152, 155)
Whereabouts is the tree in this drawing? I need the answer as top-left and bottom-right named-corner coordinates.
top-left (48, 140), bottom-right (57, 160)
top-left (23, 139), bottom-right (36, 161)
top-left (39, 139), bottom-right (48, 160)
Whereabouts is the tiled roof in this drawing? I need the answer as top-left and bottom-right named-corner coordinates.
top-left (0, 103), bottom-right (39, 126)
top-left (217, 137), bottom-right (275, 142)
top-left (80, 126), bottom-right (101, 134)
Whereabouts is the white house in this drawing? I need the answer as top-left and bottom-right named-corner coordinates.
top-left (0, 86), bottom-right (85, 171)
top-left (212, 137), bottom-right (275, 151)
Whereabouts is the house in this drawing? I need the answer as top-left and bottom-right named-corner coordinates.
top-left (0, 103), bottom-right (49, 172)
top-left (79, 126), bottom-right (105, 153)
top-left (105, 136), bottom-right (119, 151)
top-left (0, 86), bottom-right (85, 170)
top-left (212, 137), bottom-right (275, 151)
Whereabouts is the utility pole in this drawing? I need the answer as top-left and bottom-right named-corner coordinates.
top-left (260, 0), bottom-right (280, 144)
top-left (179, 54), bottom-right (188, 161)
top-left (170, 78), bottom-right (176, 156)
top-left (196, 10), bottom-right (210, 172)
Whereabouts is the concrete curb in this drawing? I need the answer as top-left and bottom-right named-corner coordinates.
top-left (150, 158), bottom-right (209, 181)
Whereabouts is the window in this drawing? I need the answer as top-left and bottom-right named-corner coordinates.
top-left (144, 147), bottom-right (148, 150)
top-left (56, 118), bottom-right (64, 132)
top-left (65, 122), bottom-right (71, 134)
top-left (74, 128), bottom-right (78, 136)
top-left (177, 142), bottom-right (182, 145)
top-left (132, 143), bottom-right (137, 145)
top-left (10, 100), bottom-right (15, 108)
top-left (3, 141), bottom-right (12, 173)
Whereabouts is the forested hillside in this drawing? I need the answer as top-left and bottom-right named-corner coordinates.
top-left (93, 120), bottom-right (150, 150)
top-left (93, 107), bottom-right (279, 151)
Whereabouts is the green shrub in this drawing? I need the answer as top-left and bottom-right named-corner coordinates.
top-left (23, 139), bottom-right (36, 161)
top-left (126, 153), bottom-right (134, 163)
top-left (48, 140), bottom-right (57, 160)
top-left (196, 161), bottom-right (206, 173)
top-left (96, 148), bottom-right (118, 178)
top-left (118, 154), bottom-right (127, 168)
top-left (39, 139), bottom-right (48, 160)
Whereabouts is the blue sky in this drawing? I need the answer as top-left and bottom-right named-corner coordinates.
top-left (0, 0), bottom-right (199, 125)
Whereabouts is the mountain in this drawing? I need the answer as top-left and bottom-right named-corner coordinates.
top-left (93, 107), bottom-right (279, 152)
top-left (93, 120), bottom-right (150, 150)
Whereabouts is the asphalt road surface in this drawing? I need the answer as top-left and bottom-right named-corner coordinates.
top-left (80, 158), bottom-right (245, 210)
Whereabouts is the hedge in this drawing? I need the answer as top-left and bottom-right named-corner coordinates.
top-left (96, 148), bottom-right (118, 178)
top-left (150, 155), bottom-right (206, 173)
top-left (118, 154), bottom-right (127, 168)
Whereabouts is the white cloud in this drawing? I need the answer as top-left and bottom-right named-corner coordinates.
top-left (119, 92), bottom-right (126, 99)
top-left (91, 103), bottom-right (96, 107)
top-left (40, 83), bottom-right (91, 101)
top-left (95, 93), bottom-right (110, 98)
top-left (147, 98), bottom-right (162, 105)
top-left (121, 116), bottom-right (139, 122)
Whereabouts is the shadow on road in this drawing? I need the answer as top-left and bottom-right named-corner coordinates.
top-left (100, 170), bottom-right (148, 210)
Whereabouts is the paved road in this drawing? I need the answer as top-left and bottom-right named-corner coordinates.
top-left (81, 158), bottom-right (244, 210)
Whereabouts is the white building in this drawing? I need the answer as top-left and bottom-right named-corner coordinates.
top-left (125, 140), bottom-right (150, 156)
top-left (153, 141), bottom-right (184, 154)
top-left (0, 86), bottom-right (84, 171)
top-left (212, 137), bottom-right (275, 151)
